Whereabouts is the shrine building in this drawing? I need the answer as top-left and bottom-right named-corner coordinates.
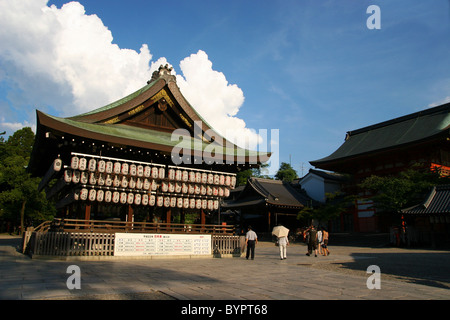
top-left (28, 65), bottom-right (271, 229)
top-left (310, 102), bottom-right (450, 232)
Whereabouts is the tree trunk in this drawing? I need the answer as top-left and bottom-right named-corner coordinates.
top-left (20, 199), bottom-right (26, 236)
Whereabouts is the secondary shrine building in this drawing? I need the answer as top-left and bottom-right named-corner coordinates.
top-left (28, 65), bottom-right (270, 228)
top-left (310, 102), bottom-right (450, 233)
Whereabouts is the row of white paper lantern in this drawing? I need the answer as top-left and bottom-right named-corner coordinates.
top-left (63, 169), bottom-right (231, 197)
top-left (75, 188), bottom-right (220, 209)
top-left (69, 156), bottom-right (236, 187)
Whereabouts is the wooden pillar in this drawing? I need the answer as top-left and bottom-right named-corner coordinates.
top-left (85, 204), bottom-right (91, 221)
top-left (201, 209), bottom-right (206, 225)
top-left (180, 208), bottom-right (185, 224)
top-left (166, 208), bottom-right (171, 232)
top-left (127, 205), bottom-right (134, 231)
top-left (268, 209), bottom-right (271, 232)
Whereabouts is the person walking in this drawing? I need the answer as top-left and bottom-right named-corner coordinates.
top-left (306, 225), bottom-right (318, 257)
top-left (245, 226), bottom-right (258, 260)
top-left (277, 235), bottom-right (289, 260)
top-left (322, 228), bottom-right (330, 256)
top-left (317, 227), bottom-right (323, 255)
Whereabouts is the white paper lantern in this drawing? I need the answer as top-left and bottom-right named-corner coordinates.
top-left (137, 165), bottom-right (144, 177)
top-left (89, 172), bottom-right (97, 185)
top-left (157, 196), bottom-right (164, 207)
top-left (88, 189), bottom-right (96, 201)
top-left (149, 195), bottom-right (156, 206)
top-left (175, 170), bottom-right (182, 181)
top-left (183, 198), bottom-right (189, 209)
top-left (143, 178), bottom-right (150, 190)
top-left (120, 192), bottom-right (127, 204)
top-left (105, 174), bottom-right (112, 186)
top-left (195, 172), bottom-right (202, 183)
top-left (64, 170), bottom-right (72, 183)
top-left (70, 156), bottom-right (79, 170)
top-left (127, 193), bottom-right (134, 204)
top-left (97, 173), bottom-right (105, 186)
top-left (201, 173), bottom-right (208, 184)
top-left (225, 175), bottom-right (231, 186)
top-left (80, 172), bottom-right (88, 184)
top-left (177, 198), bottom-right (183, 208)
top-left (112, 191), bottom-right (120, 203)
top-left (207, 174), bottom-right (214, 184)
top-left (175, 182), bottom-right (182, 193)
top-left (80, 188), bottom-right (88, 201)
top-left (136, 178), bottom-right (143, 190)
top-left (134, 193), bottom-right (141, 205)
top-left (96, 189), bottom-right (104, 202)
top-left (121, 176), bottom-right (128, 188)
top-left (104, 190), bottom-right (112, 203)
top-left (182, 171), bottom-right (189, 182)
top-left (158, 167), bottom-right (165, 179)
top-left (113, 175), bottom-right (120, 187)
top-left (98, 160), bottom-right (106, 173)
top-left (129, 164), bottom-right (137, 176)
top-left (142, 194), bottom-right (149, 206)
top-left (78, 158), bottom-right (87, 171)
top-left (161, 181), bottom-right (168, 192)
top-left (189, 171), bottom-right (196, 183)
top-left (196, 199), bottom-right (202, 209)
top-left (106, 161), bottom-right (113, 174)
top-left (113, 162), bottom-right (121, 174)
top-left (168, 168), bottom-right (175, 180)
top-left (72, 170), bottom-right (80, 183)
top-left (144, 166), bottom-right (151, 177)
top-left (121, 163), bottom-right (129, 175)
top-left (151, 167), bottom-right (158, 179)
top-left (129, 177), bottom-right (136, 189)
top-left (170, 197), bottom-right (177, 207)
top-left (88, 158), bottom-right (96, 172)
top-left (189, 198), bottom-right (196, 209)
top-left (164, 196), bottom-right (170, 207)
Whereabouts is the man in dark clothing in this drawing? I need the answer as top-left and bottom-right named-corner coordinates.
top-left (245, 226), bottom-right (258, 260)
top-left (306, 226), bottom-right (318, 257)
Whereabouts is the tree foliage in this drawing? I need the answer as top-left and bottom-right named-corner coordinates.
top-left (0, 128), bottom-right (55, 233)
top-left (297, 192), bottom-right (355, 225)
top-left (275, 162), bottom-right (297, 182)
top-left (358, 166), bottom-right (450, 214)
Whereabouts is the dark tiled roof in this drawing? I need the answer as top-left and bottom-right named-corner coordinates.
top-left (223, 177), bottom-right (313, 209)
top-left (310, 102), bottom-right (450, 167)
top-left (402, 185), bottom-right (450, 215)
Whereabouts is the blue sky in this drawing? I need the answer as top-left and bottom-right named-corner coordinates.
top-left (0, 0), bottom-right (449, 177)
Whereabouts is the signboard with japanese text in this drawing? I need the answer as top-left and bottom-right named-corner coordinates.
top-left (114, 233), bottom-right (212, 256)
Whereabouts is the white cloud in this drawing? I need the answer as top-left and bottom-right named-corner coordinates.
top-left (0, 0), bottom-right (261, 150)
top-left (176, 50), bottom-right (262, 148)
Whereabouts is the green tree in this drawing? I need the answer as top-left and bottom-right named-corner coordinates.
top-left (236, 163), bottom-right (273, 186)
top-left (0, 128), bottom-right (55, 233)
top-left (297, 192), bottom-right (355, 226)
top-left (358, 166), bottom-right (450, 215)
top-left (275, 162), bottom-right (297, 182)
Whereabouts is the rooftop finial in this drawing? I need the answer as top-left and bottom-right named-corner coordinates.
top-left (148, 64), bottom-right (175, 84)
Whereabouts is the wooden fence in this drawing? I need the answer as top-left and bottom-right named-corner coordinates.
top-left (27, 232), bottom-right (115, 257)
top-left (23, 229), bottom-right (243, 258)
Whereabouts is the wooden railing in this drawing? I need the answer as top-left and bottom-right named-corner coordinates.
top-left (25, 232), bottom-right (243, 257)
top-left (48, 218), bottom-right (235, 234)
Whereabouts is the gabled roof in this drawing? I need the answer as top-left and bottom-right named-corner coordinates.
top-left (300, 169), bottom-right (347, 183)
top-left (29, 65), bottom-right (271, 175)
top-left (223, 177), bottom-right (312, 209)
top-left (402, 185), bottom-right (450, 215)
top-left (310, 102), bottom-right (450, 169)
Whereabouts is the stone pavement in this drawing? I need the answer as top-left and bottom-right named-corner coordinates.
top-left (0, 235), bottom-right (449, 301)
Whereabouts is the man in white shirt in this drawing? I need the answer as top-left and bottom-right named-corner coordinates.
top-left (278, 236), bottom-right (289, 260)
top-left (245, 226), bottom-right (258, 260)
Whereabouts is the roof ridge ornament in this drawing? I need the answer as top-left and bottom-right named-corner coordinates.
top-left (148, 64), bottom-right (176, 84)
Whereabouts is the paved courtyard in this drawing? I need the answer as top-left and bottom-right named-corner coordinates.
top-left (0, 234), bottom-right (449, 301)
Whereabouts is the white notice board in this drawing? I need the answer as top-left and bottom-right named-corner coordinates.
top-left (114, 233), bottom-right (212, 256)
